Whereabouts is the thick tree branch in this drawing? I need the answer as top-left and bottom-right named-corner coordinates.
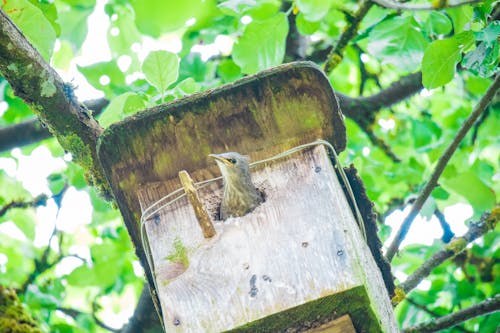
top-left (336, 72), bottom-right (423, 125)
top-left (403, 294), bottom-right (500, 333)
top-left (385, 74), bottom-right (500, 262)
top-left (0, 98), bottom-right (108, 152)
top-left (324, 0), bottom-right (373, 73)
top-left (395, 208), bottom-right (498, 298)
top-left (0, 10), bottom-right (109, 195)
top-left (372, 0), bottom-right (483, 11)
top-left (0, 286), bottom-right (43, 333)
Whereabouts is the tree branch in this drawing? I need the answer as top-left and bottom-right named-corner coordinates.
top-left (434, 208), bottom-right (454, 243)
top-left (336, 72), bottom-right (423, 126)
top-left (385, 74), bottom-right (500, 262)
top-left (284, 3), bottom-right (309, 61)
top-left (405, 298), bottom-right (474, 333)
top-left (324, 0), bottom-right (373, 73)
top-left (470, 104), bottom-right (492, 145)
top-left (0, 194), bottom-right (47, 217)
top-left (0, 10), bottom-right (109, 195)
top-left (403, 294), bottom-right (500, 333)
top-left (57, 306), bottom-right (120, 333)
top-left (0, 98), bottom-right (108, 152)
top-left (372, 0), bottom-right (483, 11)
top-left (396, 208), bottom-right (498, 298)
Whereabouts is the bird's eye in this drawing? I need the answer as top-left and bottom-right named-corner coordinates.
top-left (229, 158), bottom-right (237, 164)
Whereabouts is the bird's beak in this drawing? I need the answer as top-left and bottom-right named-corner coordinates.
top-left (209, 154), bottom-right (232, 166)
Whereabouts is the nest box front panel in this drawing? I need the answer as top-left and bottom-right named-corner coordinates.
top-left (137, 146), bottom-right (393, 332)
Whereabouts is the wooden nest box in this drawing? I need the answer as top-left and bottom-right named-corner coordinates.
top-left (97, 62), bottom-right (398, 332)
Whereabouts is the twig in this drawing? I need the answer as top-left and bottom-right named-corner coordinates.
top-left (385, 74), bottom-right (500, 262)
top-left (470, 105), bottom-right (491, 145)
top-left (403, 294), bottom-right (500, 333)
top-left (324, 0), bottom-right (373, 73)
top-left (395, 209), bottom-right (498, 298)
top-left (405, 298), bottom-right (474, 333)
top-left (363, 123), bottom-right (402, 162)
top-left (353, 44), bottom-right (382, 95)
top-left (372, 0), bottom-right (483, 11)
top-left (0, 194), bottom-right (48, 217)
top-left (57, 306), bottom-right (120, 333)
top-left (434, 208), bottom-right (454, 243)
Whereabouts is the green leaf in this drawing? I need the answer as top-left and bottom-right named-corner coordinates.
top-left (441, 170), bottom-right (496, 212)
top-left (175, 78), bottom-right (201, 97)
top-left (475, 21), bottom-right (500, 43)
top-left (61, 0), bottom-right (95, 7)
top-left (78, 61), bottom-right (127, 98)
top-left (52, 40), bottom-right (74, 71)
top-left (296, 12), bottom-right (320, 35)
top-left (48, 173), bottom-right (66, 195)
top-left (24, 284), bottom-right (59, 310)
top-left (99, 92), bottom-right (146, 128)
top-left (422, 31), bottom-right (475, 88)
top-left (465, 76), bottom-right (491, 95)
top-left (246, 1), bottom-right (280, 20)
top-left (66, 264), bottom-right (95, 286)
top-left (424, 12), bottom-right (452, 37)
top-left (2, 0), bottom-right (56, 61)
top-left (65, 164), bottom-right (87, 189)
top-left (130, 0), bottom-right (216, 37)
top-left (8, 209), bottom-right (36, 241)
top-left (462, 22), bottom-right (500, 78)
top-left (446, 5), bottom-right (473, 33)
top-left (28, 0), bottom-right (60, 36)
top-left (296, 0), bottom-right (334, 22)
top-left (142, 51), bottom-right (179, 95)
top-left (107, 6), bottom-right (142, 58)
top-left (217, 58), bottom-right (242, 83)
top-left (56, 4), bottom-right (93, 51)
top-left (218, 0), bottom-right (257, 16)
top-left (462, 41), bottom-right (499, 77)
top-left (233, 13), bottom-right (289, 74)
top-left (367, 16), bottom-right (428, 72)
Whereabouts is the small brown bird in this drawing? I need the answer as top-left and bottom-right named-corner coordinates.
top-left (209, 152), bottom-right (263, 220)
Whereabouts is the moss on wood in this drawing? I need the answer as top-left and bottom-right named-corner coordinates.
top-left (226, 286), bottom-right (381, 333)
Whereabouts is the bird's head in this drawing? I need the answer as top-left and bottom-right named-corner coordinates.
top-left (209, 152), bottom-right (251, 183)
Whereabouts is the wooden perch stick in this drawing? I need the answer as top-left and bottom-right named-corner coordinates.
top-left (178, 170), bottom-right (216, 238)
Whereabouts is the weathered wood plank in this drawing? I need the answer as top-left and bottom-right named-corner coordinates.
top-left (137, 145), bottom-right (397, 332)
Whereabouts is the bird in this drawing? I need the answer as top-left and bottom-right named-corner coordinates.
top-left (209, 152), bottom-right (263, 220)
